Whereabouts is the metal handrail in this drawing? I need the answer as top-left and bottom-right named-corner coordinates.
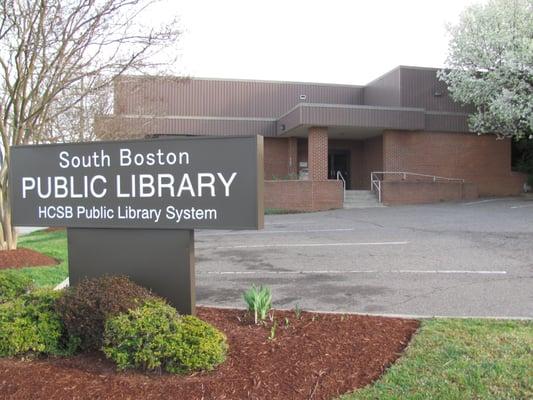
top-left (336, 171), bottom-right (346, 201)
top-left (372, 171), bottom-right (465, 183)
top-left (370, 171), bottom-right (465, 203)
top-left (371, 175), bottom-right (382, 203)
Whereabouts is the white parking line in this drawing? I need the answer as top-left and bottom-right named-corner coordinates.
top-left (510, 203), bottom-right (533, 209)
top-left (265, 221), bottom-right (315, 225)
top-left (209, 241), bottom-right (409, 249)
top-left (463, 198), bottom-right (508, 206)
top-left (396, 269), bottom-right (507, 274)
top-left (197, 228), bottom-right (355, 237)
top-left (199, 269), bottom-right (507, 275)
top-left (200, 270), bottom-right (376, 275)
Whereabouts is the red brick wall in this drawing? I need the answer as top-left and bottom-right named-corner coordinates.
top-left (382, 181), bottom-right (478, 205)
top-left (312, 181), bottom-right (344, 210)
top-left (288, 137), bottom-right (298, 176)
top-left (362, 136), bottom-right (383, 189)
top-left (265, 180), bottom-right (311, 211)
top-left (264, 137), bottom-right (300, 180)
top-left (383, 131), bottom-right (526, 196)
top-left (264, 137), bottom-right (290, 179)
top-left (308, 127), bottom-right (328, 181)
top-left (264, 180), bottom-right (343, 211)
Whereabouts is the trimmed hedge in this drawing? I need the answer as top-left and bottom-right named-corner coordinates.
top-left (0, 289), bottom-right (79, 357)
top-left (55, 276), bottom-right (155, 351)
top-left (103, 299), bottom-right (227, 374)
top-left (0, 270), bottom-right (33, 303)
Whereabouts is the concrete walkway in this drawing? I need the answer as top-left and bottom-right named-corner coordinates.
top-left (16, 227), bottom-right (46, 236)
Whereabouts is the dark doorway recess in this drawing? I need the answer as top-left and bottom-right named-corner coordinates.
top-left (328, 150), bottom-right (350, 189)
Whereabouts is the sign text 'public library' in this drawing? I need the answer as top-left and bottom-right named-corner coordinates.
top-left (10, 136), bottom-right (263, 230)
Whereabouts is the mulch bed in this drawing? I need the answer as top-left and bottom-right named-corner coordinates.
top-left (0, 307), bottom-right (419, 400)
top-left (0, 247), bottom-right (58, 269)
top-left (43, 227), bottom-right (66, 233)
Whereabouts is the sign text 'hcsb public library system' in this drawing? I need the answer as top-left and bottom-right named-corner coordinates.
top-left (10, 136), bottom-right (264, 230)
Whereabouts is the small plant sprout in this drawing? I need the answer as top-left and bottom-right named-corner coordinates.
top-left (243, 285), bottom-right (272, 324)
top-left (294, 304), bottom-right (302, 319)
top-left (268, 320), bottom-right (277, 341)
top-left (284, 317), bottom-right (290, 326)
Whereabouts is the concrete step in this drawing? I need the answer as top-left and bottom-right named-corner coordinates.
top-left (343, 190), bottom-right (382, 208)
top-left (344, 199), bottom-right (379, 203)
top-left (344, 191), bottom-right (375, 195)
top-left (343, 199), bottom-right (381, 204)
top-left (343, 203), bottom-right (384, 209)
top-left (344, 191), bottom-right (377, 199)
top-left (344, 194), bottom-right (377, 200)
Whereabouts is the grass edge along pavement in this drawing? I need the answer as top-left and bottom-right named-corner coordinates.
top-left (7, 230), bottom-right (533, 399)
top-left (338, 318), bottom-right (532, 400)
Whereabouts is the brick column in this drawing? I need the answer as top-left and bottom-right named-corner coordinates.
top-left (288, 137), bottom-right (298, 177)
top-left (308, 127), bottom-right (328, 181)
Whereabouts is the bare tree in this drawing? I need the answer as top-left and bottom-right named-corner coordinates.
top-left (43, 77), bottom-right (114, 143)
top-left (0, 0), bottom-right (181, 249)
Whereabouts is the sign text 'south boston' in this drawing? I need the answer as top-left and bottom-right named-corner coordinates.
top-left (10, 136), bottom-right (264, 230)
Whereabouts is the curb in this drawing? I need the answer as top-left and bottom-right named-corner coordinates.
top-left (197, 304), bottom-right (533, 321)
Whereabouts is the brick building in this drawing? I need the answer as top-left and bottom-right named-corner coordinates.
top-left (96, 66), bottom-right (526, 211)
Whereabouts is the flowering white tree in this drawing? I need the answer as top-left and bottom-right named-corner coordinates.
top-left (438, 0), bottom-right (533, 140)
top-left (0, 0), bottom-right (180, 249)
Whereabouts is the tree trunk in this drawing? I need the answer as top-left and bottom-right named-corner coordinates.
top-left (1, 206), bottom-right (17, 250)
top-left (0, 157), bottom-right (17, 250)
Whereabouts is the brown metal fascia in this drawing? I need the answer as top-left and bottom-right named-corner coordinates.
top-left (276, 103), bottom-right (426, 134)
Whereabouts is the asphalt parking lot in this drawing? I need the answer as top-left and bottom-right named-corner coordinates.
top-left (195, 196), bottom-right (533, 318)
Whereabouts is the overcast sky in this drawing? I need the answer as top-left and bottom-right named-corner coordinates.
top-left (157, 0), bottom-right (485, 85)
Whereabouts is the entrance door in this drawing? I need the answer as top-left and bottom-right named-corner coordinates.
top-left (328, 150), bottom-right (350, 189)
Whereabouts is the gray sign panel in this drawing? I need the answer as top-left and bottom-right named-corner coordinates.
top-left (10, 136), bottom-right (264, 230)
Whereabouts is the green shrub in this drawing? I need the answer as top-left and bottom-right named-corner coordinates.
top-left (55, 275), bottom-right (154, 351)
top-left (0, 289), bottom-right (79, 357)
top-left (243, 284), bottom-right (272, 324)
top-left (0, 270), bottom-right (33, 303)
top-left (103, 299), bottom-right (227, 374)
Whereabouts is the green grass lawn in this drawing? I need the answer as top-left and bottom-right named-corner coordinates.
top-left (15, 229), bottom-right (68, 287)
top-left (339, 318), bottom-right (533, 400)
top-left (6, 230), bottom-right (533, 398)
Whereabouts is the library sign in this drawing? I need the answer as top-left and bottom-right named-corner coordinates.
top-left (10, 136), bottom-right (264, 314)
top-left (10, 136), bottom-right (263, 230)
